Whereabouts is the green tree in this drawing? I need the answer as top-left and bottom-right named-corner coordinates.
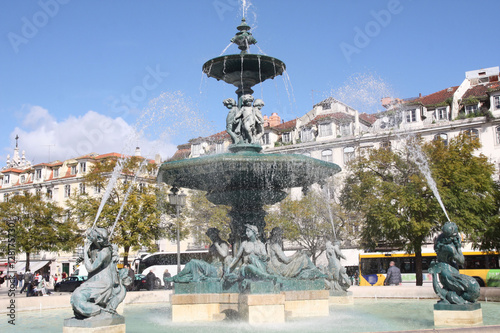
top-left (0, 192), bottom-right (81, 271)
top-left (67, 156), bottom-right (170, 265)
top-left (185, 190), bottom-right (231, 245)
top-left (265, 191), bottom-right (336, 265)
top-left (341, 134), bottom-right (500, 285)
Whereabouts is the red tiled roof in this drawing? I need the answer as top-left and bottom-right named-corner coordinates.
top-left (168, 148), bottom-right (191, 162)
top-left (416, 86), bottom-right (459, 106)
top-left (1, 168), bottom-right (24, 173)
top-left (359, 113), bottom-right (378, 125)
top-left (462, 82), bottom-right (500, 99)
top-left (206, 130), bottom-right (230, 142)
top-left (309, 113), bottom-right (354, 125)
top-left (272, 119), bottom-right (297, 132)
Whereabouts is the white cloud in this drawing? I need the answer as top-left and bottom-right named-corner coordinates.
top-left (6, 106), bottom-right (177, 165)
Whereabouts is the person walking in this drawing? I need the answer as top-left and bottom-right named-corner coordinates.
top-left (20, 270), bottom-right (33, 293)
top-left (126, 265), bottom-right (135, 291)
top-left (18, 271), bottom-right (24, 289)
top-left (163, 269), bottom-right (171, 290)
top-left (146, 270), bottom-right (156, 291)
top-left (384, 261), bottom-right (402, 286)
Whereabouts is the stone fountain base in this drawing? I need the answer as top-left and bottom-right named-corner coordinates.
top-left (63, 316), bottom-right (125, 333)
top-left (433, 303), bottom-right (483, 327)
top-left (170, 281), bottom-right (330, 323)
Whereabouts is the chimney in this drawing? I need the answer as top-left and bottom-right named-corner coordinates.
top-left (134, 147), bottom-right (141, 157)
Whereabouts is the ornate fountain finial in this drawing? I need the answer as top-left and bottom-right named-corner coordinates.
top-left (230, 17), bottom-right (257, 54)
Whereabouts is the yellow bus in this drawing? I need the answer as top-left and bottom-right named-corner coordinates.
top-left (358, 250), bottom-right (500, 287)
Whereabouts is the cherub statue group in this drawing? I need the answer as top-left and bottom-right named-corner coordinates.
top-left (224, 94), bottom-right (265, 144)
top-left (167, 225), bottom-right (345, 289)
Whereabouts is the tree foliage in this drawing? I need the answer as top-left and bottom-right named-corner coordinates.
top-left (185, 190), bottom-right (231, 245)
top-left (340, 134), bottom-right (500, 285)
top-left (265, 191), bottom-right (336, 264)
top-left (67, 156), bottom-right (170, 264)
top-left (0, 192), bottom-right (82, 271)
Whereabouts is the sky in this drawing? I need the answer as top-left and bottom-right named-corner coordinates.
top-left (1, 0), bottom-right (499, 165)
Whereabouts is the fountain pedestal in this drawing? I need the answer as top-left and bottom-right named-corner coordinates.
top-left (433, 303), bottom-right (483, 327)
top-left (63, 317), bottom-right (125, 333)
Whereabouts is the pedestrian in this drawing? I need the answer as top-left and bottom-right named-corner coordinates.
top-left (20, 270), bottom-right (33, 293)
top-left (18, 271), bottom-right (24, 289)
top-left (163, 269), bottom-right (171, 290)
top-left (62, 271), bottom-right (67, 280)
top-left (126, 265), bottom-right (135, 291)
top-left (146, 270), bottom-right (156, 291)
top-left (384, 261), bottom-right (402, 286)
top-left (13, 272), bottom-right (19, 288)
top-left (0, 272), bottom-right (4, 289)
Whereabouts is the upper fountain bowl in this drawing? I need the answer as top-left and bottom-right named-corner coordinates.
top-left (202, 54), bottom-right (286, 89)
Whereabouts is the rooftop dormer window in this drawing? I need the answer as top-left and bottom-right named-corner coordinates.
top-left (301, 127), bottom-right (314, 142)
top-left (4, 175), bottom-right (10, 184)
top-left (71, 165), bottom-right (77, 175)
top-left (35, 169), bottom-right (42, 180)
top-left (436, 107), bottom-right (448, 120)
top-left (53, 168), bottom-right (59, 178)
top-left (494, 96), bottom-right (500, 110)
top-left (261, 133), bottom-right (270, 145)
top-left (80, 162), bottom-right (86, 173)
top-left (465, 104), bottom-right (478, 115)
top-left (319, 123), bottom-right (332, 137)
top-left (406, 109), bottom-right (417, 123)
top-left (192, 143), bottom-right (202, 156)
top-left (282, 132), bottom-right (291, 143)
top-left (20, 175), bottom-right (25, 183)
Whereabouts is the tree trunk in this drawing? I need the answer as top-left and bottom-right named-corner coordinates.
top-left (123, 245), bottom-right (130, 266)
top-left (415, 247), bottom-right (423, 286)
top-left (25, 252), bottom-right (30, 272)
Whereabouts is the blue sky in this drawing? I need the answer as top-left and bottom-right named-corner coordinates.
top-left (1, 0), bottom-right (499, 164)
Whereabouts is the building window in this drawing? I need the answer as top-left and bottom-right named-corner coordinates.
top-left (465, 104), bottom-right (478, 115)
top-left (319, 123), bottom-right (332, 137)
top-left (79, 183), bottom-right (85, 194)
top-left (4, 175), bottom-right (9, 184)
top-left (192, 144), bottom-right (201, 156)
top-left (340, 123), bottom-right (352, 136)
top-left (64, 185), bottom-right (71, 197)
top-left (80, 162), bottom-right (86, 173)
top-left (47, 189), bottom-right (52, 200)
top-left (282, 132), bottom-right (291, 143)
top-left (321, 149), bottom-right (333, 163)
top-left (436, 107), bottom-right (448, 120)
top-left (496, 127), bottom-right (500, 145)
top-left (20, 175), bottom-right (25, 183)
top-left (261, 133), bottom-right (270, 145)
top-left (301, 128), bottom-right (314, 142)
top-left (215, 142), bottom-right (224, 154)
top-left (53, 168), bottom-right (59, 178)
top-left (94, 184), bottom-right (101, 194)
top-left (434, 133), bottom-right (448, 146)
top-left (463, 128), bottom-right (479, 142)
top-left (494, 96), bottom-right (500, 110)
top-left (406, 109), bottom-right (417, 122)
top-left (381, 140), bottom-right (391, 150)
top-left (71, 165), bottom-right (77, 175)
top-left (36, 188), bottom-right (41, 196)
top-left (343, 146), bottom-right (355, 164)
top-left (4, 194), bottom-right (9, 201)
top-left (35, 169), bottom-right (42, 180)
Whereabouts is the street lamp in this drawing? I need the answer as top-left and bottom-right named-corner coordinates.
top-left (168, 187), bottom-right (187, 274)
